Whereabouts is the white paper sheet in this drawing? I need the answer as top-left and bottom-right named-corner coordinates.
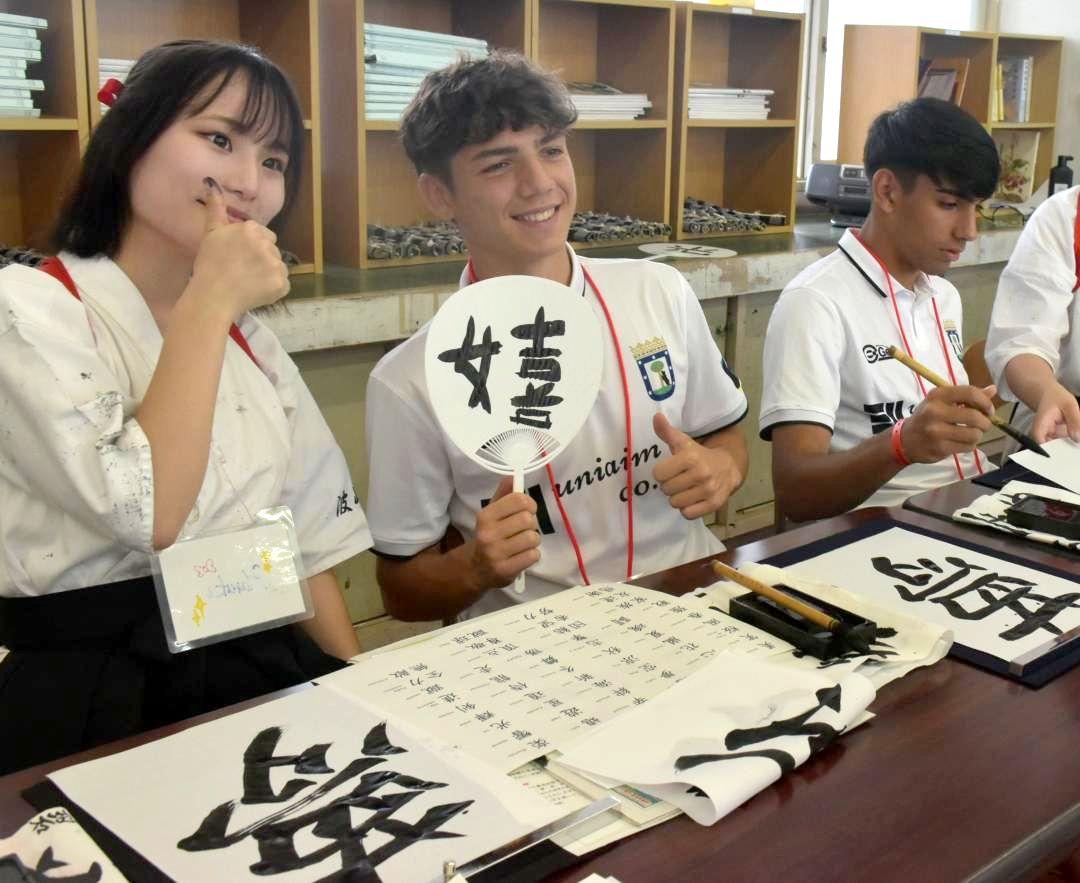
top-left (49, 687), bottom-right (559, 883)
top-left (691, 561), bottom-right (954, 687)
top-left (557, 655), bottom-right (875, 825)
top-left (318, 583), bottom-right (791, 772)
top-left (0, 806), bottom-right (127, 882)
top-left (953, 479), bottom-right (1080, 554)
top-left (1010, 437), bottom-right (1080, 495)
top-left (782, 526), bottom-right (1080, 663)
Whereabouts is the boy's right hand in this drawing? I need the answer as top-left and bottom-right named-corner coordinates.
top-left (900, 384), bottom-right (996, 463)
top-left (467, 476), bottom-right (541, 590)
top-left (188, 177), bottom-right (290, 320)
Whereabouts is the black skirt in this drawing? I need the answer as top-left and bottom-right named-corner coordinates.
top-left (0, 576), bottom-right (344, 776)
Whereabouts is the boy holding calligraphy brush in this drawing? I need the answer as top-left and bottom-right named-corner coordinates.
top-left (760, 98), bottom-right (1002, 522)
top-left (365, 52), bottom-right (748, 621)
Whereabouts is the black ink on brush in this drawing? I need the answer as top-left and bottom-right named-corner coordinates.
top-left (179, 723), bottom-right (472, 881)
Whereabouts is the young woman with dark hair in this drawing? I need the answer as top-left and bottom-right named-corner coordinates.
top-left (0, 41), bottom-right (371, 775)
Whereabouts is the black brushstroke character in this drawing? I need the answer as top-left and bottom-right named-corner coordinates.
top-left (871, 555), bottom-right (1080, 641)
top-left (674, 685), bottom-right (846, 777)
top-left (438, 316), bottom-right (502, 413)
top-left (509, 382), bottom-right (564, 429)
top-left (179, 723), bottom-right (473, 882)
top-left (0, 847), bottom-right (103, 883)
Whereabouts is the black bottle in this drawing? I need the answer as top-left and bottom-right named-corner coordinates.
top-left (1049, 155), bottom-right (1074, 196)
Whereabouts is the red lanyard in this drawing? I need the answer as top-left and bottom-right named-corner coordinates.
top-left (851, 232), bottom-right (983, 478)
top-left (465, 259), bottom-right (634, 583)
top-left (38, 256), bottom-right (260, 368)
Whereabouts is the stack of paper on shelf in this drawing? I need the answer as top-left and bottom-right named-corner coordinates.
top-left (364, 22), bottom-right (487, 121)
top-left (568, 81), bottom-right (651, 120)
top-left (98, 57), bottom-right (135, 113)
top-left (0, 12), bottom-right (47, 118)
top-left (688, 86), bottom-right (772, 120)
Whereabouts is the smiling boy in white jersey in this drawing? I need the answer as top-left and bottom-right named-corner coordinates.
top-left (760, 98), bottom-right (1001, 522)
top-left (365, 52), bottom-right (749, 621)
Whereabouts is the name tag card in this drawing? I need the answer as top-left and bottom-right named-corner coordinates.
top-left (153, 508), bottom-right (312, 652)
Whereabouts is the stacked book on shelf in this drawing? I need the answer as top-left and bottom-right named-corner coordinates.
top-left (994, 55), bottom-right (1034, 123)
top-left (688, 86), bottom-right (772, 121)
top-left (568, 82), bottom-right (650, 121)
top-left (0, 12), bottom-right (47, 119)
top-left (98, 57), bottom-right (135, 113)
top-left (364, 23), bottom-right (487, 122)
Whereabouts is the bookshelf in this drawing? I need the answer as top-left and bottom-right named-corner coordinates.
top-left (0, 0), bottom-right (87, 250)
top-left (989, 33), bottom-right (1062, 193)
top-left (837, 27), bottom-right (1062, 193)
top-left (535, 0), bottom-right (675, 250)
top-left (82, 0), bottom-right (323, 273)
top-left (671, 4), bottom-right (802, 240)
top-left (320, 0), bottom-right (531, 269)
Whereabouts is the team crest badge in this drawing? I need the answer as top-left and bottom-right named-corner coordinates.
top-left (631, 336), bottom-right (675, 400)
top-left (943, 320), bottom-right (964, 359)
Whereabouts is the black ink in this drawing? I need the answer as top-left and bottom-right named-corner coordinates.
top-left (872, 555), bottom-right (1080, 641)
top-left (438, 317), bottom-right (502, 413)
top-left (336, 491), bottom-right (353, 518)
top-left (511, 307), bottom-right (564, 358)
top-left (675, 686), bottom-right (846, 777)
top-left (180, 724), bottom-right (472, 882)
top-left (0, 848), bottom-right (102, 883)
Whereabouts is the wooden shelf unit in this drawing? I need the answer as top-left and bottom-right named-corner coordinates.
top-left (82, 0), bottom-right (324, 273)
top-left (671, 4), bottom-right (802, 240)
top-left (837, 27), bottom-right (1062, 192)
top-left (534, 0), bottom-right (675, 251)
top-left (320, 0), bottom-right (530, 269)
top-left (0, 0), bottom-right (88, 250)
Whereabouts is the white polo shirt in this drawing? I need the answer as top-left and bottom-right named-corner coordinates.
top-left (365, 247), bottom-right (748, 617)
top-left (760, 228), bottom-right (983, 510)
top-left (986, 185), bottom-right (1080, 430)
top-left (0, 253), bottom-right (373, 597)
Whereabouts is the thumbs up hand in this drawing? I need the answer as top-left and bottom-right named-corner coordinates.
top-left (187, 176), bottom-right (290, 322)
top-left (651, 412), bottom-right (741, 520)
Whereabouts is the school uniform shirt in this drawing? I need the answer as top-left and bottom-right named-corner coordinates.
top-left (760, 228), bottom-right (982, 510)
top-left (365, 247), bottom-right (748, 618)
top-left (0, 252), bottom-right (372, 598)
top-left (986, 185), bottom-right (1080, 431)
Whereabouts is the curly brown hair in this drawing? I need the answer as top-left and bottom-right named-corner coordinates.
top-left (400, 50), bottom-right (577, 186)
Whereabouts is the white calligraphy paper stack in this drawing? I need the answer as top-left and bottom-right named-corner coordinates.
top-left (0, 807), bottom-right (127, 883)
top-left (319, 583), bottom-right (792, 773)
top-left (556, 655), bottom-right (876, 825)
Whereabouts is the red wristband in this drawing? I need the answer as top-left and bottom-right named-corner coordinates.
top-left (891, 418), bottom-right (911, 466)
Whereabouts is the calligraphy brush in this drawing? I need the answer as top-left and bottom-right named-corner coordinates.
top-left (711, 560), bottom-right (878, 656)
top-left (886, 345), bottom-right (1049, 458)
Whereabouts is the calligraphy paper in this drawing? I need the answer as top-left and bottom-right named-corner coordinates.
top-left (318, 583), bottom-right (791, 772)
top-left (1011, 437), bottom-right (1080, 495)
top-left (953, 480), bottom-right (1080, 554)
top-left (48, 687), bottom-right (559, 883)
top-left (0, 806), bottom-right (127, 883)
top-left (780, 526), bottom-right (1080, 663)
top-left (692, 561), bottom-right (953, 686)
top-left (557, 655), bottom-right (875, 825)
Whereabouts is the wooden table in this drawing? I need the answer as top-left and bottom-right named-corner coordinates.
top-left (2, 508), bottom-right (1078, 883)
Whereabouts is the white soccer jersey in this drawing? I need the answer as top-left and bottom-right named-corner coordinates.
top-left (986, 185), bottom-right (1080, 429)
top-left (366, 247), bottom-right (748, 617)
top-left (0, 253), bottom-right (373, 597)
top-left (760, 228), bottom-right (983, 510)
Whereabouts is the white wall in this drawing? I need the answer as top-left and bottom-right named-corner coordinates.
top-left (999, 1), bottom-right (1080, 190)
